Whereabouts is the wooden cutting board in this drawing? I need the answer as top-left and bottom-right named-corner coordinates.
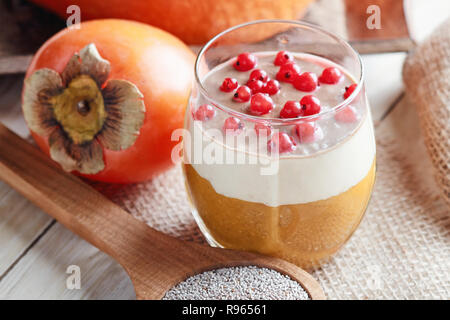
top-left (343, 0), bottom-right (413, 53)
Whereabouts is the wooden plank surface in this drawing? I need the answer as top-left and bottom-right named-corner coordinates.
top-left (0, 183), bottom-right (52, 276)
top-left (0, 223), bottom-right (135, 300)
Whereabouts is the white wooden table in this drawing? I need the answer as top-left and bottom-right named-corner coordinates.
top-left (0, 2), bottom-right (448, 299)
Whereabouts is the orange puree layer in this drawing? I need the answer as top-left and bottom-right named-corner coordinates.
top-left (183, 160), bottom-right (376, 269)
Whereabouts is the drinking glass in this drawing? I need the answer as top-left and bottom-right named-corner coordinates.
top-left (182, 20), bottom-right (376, 268)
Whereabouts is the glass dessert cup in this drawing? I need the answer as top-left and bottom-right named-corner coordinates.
top-left (182, 20), bottom-right (376, 269)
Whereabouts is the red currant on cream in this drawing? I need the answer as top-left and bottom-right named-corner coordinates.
top-left (249, 93), bottom-right (274, 116)
top-left (254, 122), bottom-right (272, 136)
top-left (233, 85), bottom-right (251, 103)
top-left (249, 69), bottom-right (268, 82)
top-left (262, 79), bottom-right (280, 95)
top-left (300, 95), bottom-right (321, 116)
top-left (295, 122), bottom-right (322, 143)
top-left (233, 52), bottom-right (257, 72)
top-left (343, 83), bottom-right (358, 99)
top-left (319, 67), bottom-right (343, 84)
top-left (280, 101), bottom-right (302, 118)
top-left (220, 77), bottom-right (238, 92)
top-left (274, 51), bottom-right (294, 66)
top-left (293, 72), bottom-right (318, 92)
top-left (276, 62), bottom-right (300, 83)
top-left (268, 132), bottom-right (296, 154)
top-left (223, 116), bottom-right (244, 133)
top-left (194, 104), bottom-right (216, 121)
top-left (246, 79), bottom-right (264, 94)
top-left (335, 106), bottom-right (357, 123)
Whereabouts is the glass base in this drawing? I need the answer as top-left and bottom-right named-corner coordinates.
top-left (191, 206), bottom-right (224, 249)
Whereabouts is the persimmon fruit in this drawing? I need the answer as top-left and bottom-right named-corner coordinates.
top-left (30, 0), bottom-right (314, 44)
top-left (22, 19), bottom-right (195, 183)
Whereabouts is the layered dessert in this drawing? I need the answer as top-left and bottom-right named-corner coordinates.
top-left (183, 51), bottom-right (376, 268)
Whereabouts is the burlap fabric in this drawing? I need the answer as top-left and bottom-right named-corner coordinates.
top-left (93, 22), bottom-right (450, 299)
top-left (403, 19), bottom-right (450, 208)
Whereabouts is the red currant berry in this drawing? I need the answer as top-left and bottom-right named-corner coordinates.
top-left (233, 85), bottom-right (251, 103)
top-left (249, 69), bottom-right (268, 82)
top-left (249, 93), bottom-right (274, 116)
top-left (276, 62), bottom-right (300, 83)
top-left (268, 132), bottom-right (296, 154)
top-left (233, 52), bottom-right (257, 72)
top-left (246, 79), bottom-right (264, 94)
top-left (319, 67), bottom-right (343, 84)
top-left (262, 79), bottom-right (280, 95)
top-left (220, 77), bottom-right (238, 92)
top-left (254, 122), bottom-right (272, 136)
top-left (280, 101), bottom-right (302, 118)
top-left (293, 72), bottom-right (318, 92)
top-left (295, 122), bottom-right (322, 143)
top-left (334, 106), bottom-right (357, 123)
top-left (300, 95), bottom-right (321, 116)
top-left (223, 116), bottom-right (244, 133)
top-left (274, 51), bottom-right (294, 66)
top-left (343, 83), bottom-right (358, 99)
top-left (194, 104), bottom-right (216, 121)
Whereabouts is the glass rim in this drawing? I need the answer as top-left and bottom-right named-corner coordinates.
top-left (194, 19), bottom-right (364, 125)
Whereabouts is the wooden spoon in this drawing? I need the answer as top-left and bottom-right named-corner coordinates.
top-left (0, 123), bottom-right (325, 300)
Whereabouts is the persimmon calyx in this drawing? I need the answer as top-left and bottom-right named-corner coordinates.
top-left (22, 43), bottom-right (146, 174)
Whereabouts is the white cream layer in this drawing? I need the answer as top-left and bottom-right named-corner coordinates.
top-left (188, 112), bottom-right (376, 207)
